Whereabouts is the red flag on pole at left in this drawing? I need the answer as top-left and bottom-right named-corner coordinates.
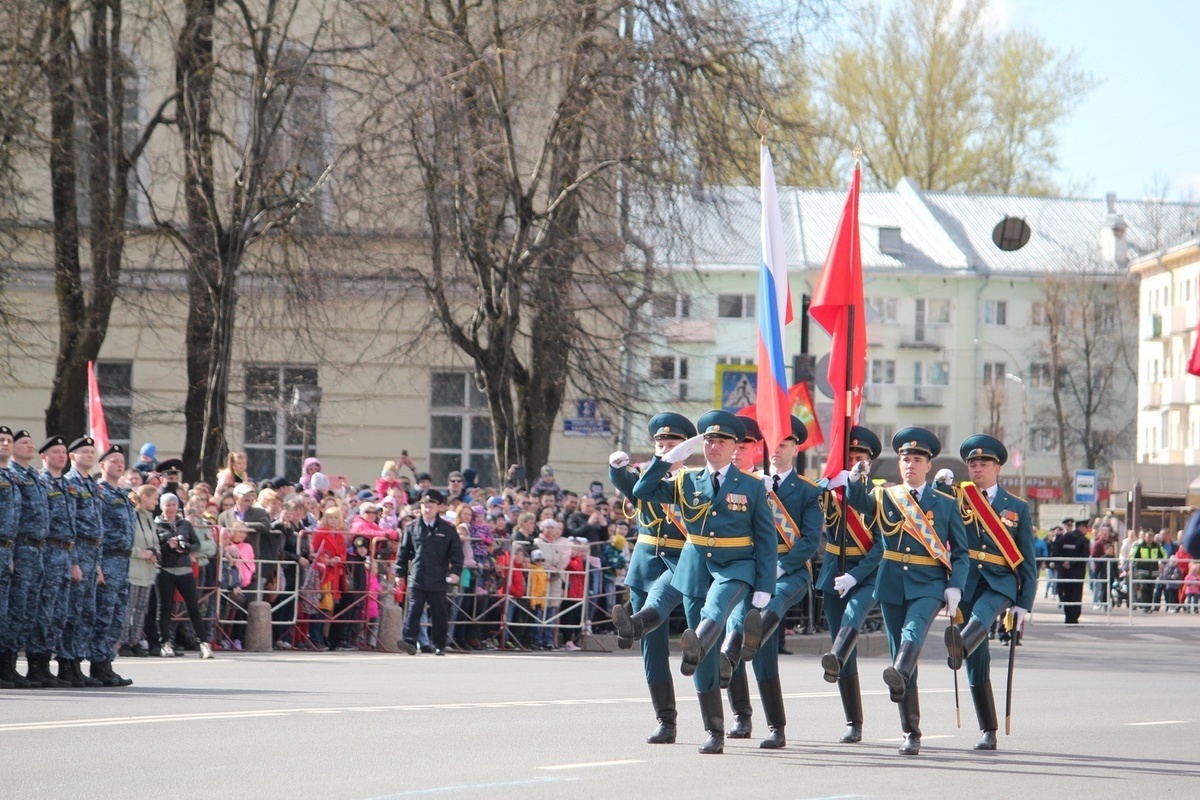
top-left (809, 162), bottom-right (865, 478)
top-left (87, 361), bottom-right (110, 455)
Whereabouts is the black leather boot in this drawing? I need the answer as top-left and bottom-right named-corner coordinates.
top-left (2, 652), bottom-right (31, 689)
top-left (946, 618), bottom-right (988, 670)
top-left (821, 626), bottom-right (859, 683)
top-left (838, 673), bottom-right (864, 743)
top-left (646, 681), bottom-right (677, 744)
top-left (725, 668), bottom-right (753, 738)
top-left (882, 641), bottom-right (920, 702)
top-left (898, 684), bottom-right (922, 755)
top-left (757, 609), bottom-right (782, 648)
top-left (26, 653), bottom-right (51, 688)
top-left (57, 657), bottom-right (84, 688)
top-left (737, 608), bottom-right (764, 663)
top-left (719, 631), bottom-right (743, 690)
top-left (73, 660), bottom-right (103, 688)
top-left (613, 604), bottom-right (661, 643)
top-left (100, 661), bottom-right (133, 688)
top-left (757, 675), bottom-right (786, 749)
top-left (680, 617), bottom-right (723, 677)
top-left (971, 681), bottom-right (998, 750)
top-left (697, 689), bottom-right (725, 754)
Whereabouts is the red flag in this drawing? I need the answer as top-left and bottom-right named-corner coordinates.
top-left (87, 361), bottom-right (110, 455)
top-left (787, 382), bottom-right (824, 452)
top-left (809, 163), bottom-right (865, 478)
top-left (1189, 323), bottom-right (1200, 377)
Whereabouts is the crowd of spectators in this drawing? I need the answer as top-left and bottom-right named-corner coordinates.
top-left (122, 450), bottom-right (634, 655)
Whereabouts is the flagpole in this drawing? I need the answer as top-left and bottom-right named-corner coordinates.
top-left (837, 150), bottom-right (863, 576)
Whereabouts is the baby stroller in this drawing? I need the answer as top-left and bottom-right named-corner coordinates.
top-left (1111, 572), bottom-right (1130, 608)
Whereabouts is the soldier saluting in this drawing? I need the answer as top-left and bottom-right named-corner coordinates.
top-left (631, 410), bottom-right (777, 755)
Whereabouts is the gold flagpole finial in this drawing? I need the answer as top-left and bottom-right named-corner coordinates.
top-left (852, 144), bottom-right (863, 164)
top-left (756, 110), bottom-right (770, 142)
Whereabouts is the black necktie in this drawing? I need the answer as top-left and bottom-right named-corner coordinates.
top-left (910, 489), bottom-right (919, 503)
top-left (772, 474), bottom-right (781, 493)
top-left (712, 471), bottom-right (720, 494)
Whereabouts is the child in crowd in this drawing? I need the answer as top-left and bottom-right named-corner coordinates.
top-left (561, 538), bottom-right (588, 651)
top-left (530, 465), bottom-right (563, 504)
top-left (1184, 562), bottom-right (1200, 613)
top-left (376, 461), bottom-right (405, 505)
top-left (528, 550), bottom-right (550, 650)
top-left (496, 545), bottom-right (529, 648)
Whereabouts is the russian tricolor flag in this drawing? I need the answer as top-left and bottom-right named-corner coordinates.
top-left (756, 142), bottom-right (793, 454)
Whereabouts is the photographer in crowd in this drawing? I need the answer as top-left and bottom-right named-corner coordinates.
top-left (154, 493), bottom-right (213, 659)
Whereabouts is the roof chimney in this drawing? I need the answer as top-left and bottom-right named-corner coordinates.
top-left (1099, 192), bottom-right (1128, 267)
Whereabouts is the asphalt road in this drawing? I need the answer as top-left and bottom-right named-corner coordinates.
top-left (3, 613), bottom-right (1196, 800)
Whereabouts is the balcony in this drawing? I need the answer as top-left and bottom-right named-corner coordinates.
top-left (898, 326), bottom-right (946, 350)
top-left (1164, 305), bottom-right (1189, 338)
top-left (659, 319), bottom-right (716, 344)
top-left (895, 384), bottom-right (947, 407)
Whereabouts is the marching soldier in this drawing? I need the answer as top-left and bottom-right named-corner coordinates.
top-left (608, 412), bottom-right (696, 745)
top-left (93, 444), bottom-right (137, 686)
top-left (722, 415), bottom-right (822, 749)
top-left (944, 434), bottom-right (1036, 750)
top-left (846, 427), bottom-right (969, 755)
top-left (818, 425), bottom-right (883, 743)
top-left (60, 437), bottom-right (105, 687)
top-left (631, 410), bottom-right (776, 755)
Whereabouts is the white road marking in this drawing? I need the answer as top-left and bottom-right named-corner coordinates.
top-left (1124, 720), bottom-right (1187, 726)
top-left (539, 759), bottom-right (644, 771)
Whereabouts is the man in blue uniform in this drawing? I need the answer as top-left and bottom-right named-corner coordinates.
top-left (0, 426), bottom-right (20, 688)
top-left (59, 437), bottom-right (105, 687)
top-left (722, 415), bottom-right (822, 749)
top-left (847, 427), bottom-right (969, 755)
top-left (632, 410), bottom-right (777, 755)
top-left (608, 412), bottom-right (696, 745)
top-left (817, 425), bottom-right (883, 743)
top-left (944, 434), bottom-right (1036, 750)
top-left (36, 435), bottom-right (78, 688)
top-left (6, 430), bottom-right (51, 687)
top-left (93, 444), bottom-right (138, 686)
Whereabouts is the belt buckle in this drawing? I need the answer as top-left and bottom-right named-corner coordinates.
top-left (708, 536), bottom-right (716, 547)
top-left (901, 553), bottom-right (911, 564)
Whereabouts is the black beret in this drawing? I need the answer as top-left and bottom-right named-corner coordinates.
top-left (68, 436), bottom-right (96, 453)
top-left (39, 435), bottom-right (66, 454)
top-left (99, 444), bottom-right (125, 462)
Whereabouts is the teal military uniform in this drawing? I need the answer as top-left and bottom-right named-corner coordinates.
top-left (816, 425), bottom-right (883, 743)
top-left (631, 410), bottom-right (776, 755)
top-left (945, 434), bottom-right (1038, 750)
top-left (609, 412), bottom-right (694, 746)
top-left (847, 427), bottom-right (969, 756)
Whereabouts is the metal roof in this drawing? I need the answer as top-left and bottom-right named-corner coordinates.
top-left (657, 179), bottom-right (1200, 276)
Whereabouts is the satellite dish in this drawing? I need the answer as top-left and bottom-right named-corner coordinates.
top-left (992, 216), bottom-right (1031, 252)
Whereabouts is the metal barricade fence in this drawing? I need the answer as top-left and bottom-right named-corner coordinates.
top-left (1034, 555), bottom-right (1193, 624)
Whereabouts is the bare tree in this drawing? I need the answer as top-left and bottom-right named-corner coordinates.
top-left (356, 0), bottom-right (815, 476)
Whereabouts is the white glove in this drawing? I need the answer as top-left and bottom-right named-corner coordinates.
top-left (826, 470), bottom-right (850, 490)
top-left (751, 591), bottom-right (771, 609)
top-left (833, 573), bottom-right (858, 597)
top-left (849, 460), bottom-right (870, 481)
top-left (943, 587), bottom-right (962, 618)
top-left (934, 468), bottom-right (955, 486)
top-left (776, 564), bottom-right (785, 579)
top-left (1012, 606), bottom-right (1030, 632)
top-left (663, 433), bottom-right (704, 463)
top-left (608, 451), bottom-right (630, 469)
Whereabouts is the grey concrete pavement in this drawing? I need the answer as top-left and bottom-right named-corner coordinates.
top-left (2, 615), bottom-right (1196, 800)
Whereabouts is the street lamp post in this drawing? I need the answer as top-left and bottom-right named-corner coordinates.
top-left (1005, 373), bottom-right (1028, 497)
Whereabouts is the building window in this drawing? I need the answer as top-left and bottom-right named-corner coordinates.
top-left (650, 356), bottom-right (689, 400)
top-left (867, 297), bottom-right (898, 324)
top-left (264, 46), bottom-right (334, 228)
top-left (429, 372), bottom-right (496, 487)
top-left (716, 356), bottom-right (753, 366)
top-left (916, 361), bottom-right (950, 386)
top-left (1031, 302), bottom-right (1050, 327)
top-left (243, 364), bottom-right (319, 482)
top-left (95, 361), bottom-right (133, 451)
top-left (982, 361), bottom-right (1006, 384)
top-left (650, 293), bottom-right (690, 319)
top-left (1031, 427), bottom-right (1057, 453)
top-left (76, 53), bottom-right (143, 226)
top-left (717, 294), bottom-right (755, 319)
top-left (916, 298), bottom-right (951, 325)
top-left (984, 300), bottom-right (1007, 326)
top-left (874, 423), bottom-right (896, 444)
top-left (929, 425), bottom-right (950, 445)
top-left (1029, 362), bottom-right (1052, 389)
top-left (870, 359), bottom-right (896, 384)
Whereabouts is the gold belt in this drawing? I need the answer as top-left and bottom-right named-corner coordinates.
top-left (777, 543), bottom-right (792, 554)
top-left (882, 550), bottom-right (940, 567)
top-left (637, 535), bottom-right (684, 550)
top-left (687, 534), bottom-right (753, 548)
top-left (970, 549), bottom-right (1009, 567)
top-left (826, 542), bottom-right (865, 558)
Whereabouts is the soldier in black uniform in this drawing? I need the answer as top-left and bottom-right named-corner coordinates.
top-left (396, 489), bottom-right (464, 655)
top-left (1051, 519), bottom-right (1089, 623)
